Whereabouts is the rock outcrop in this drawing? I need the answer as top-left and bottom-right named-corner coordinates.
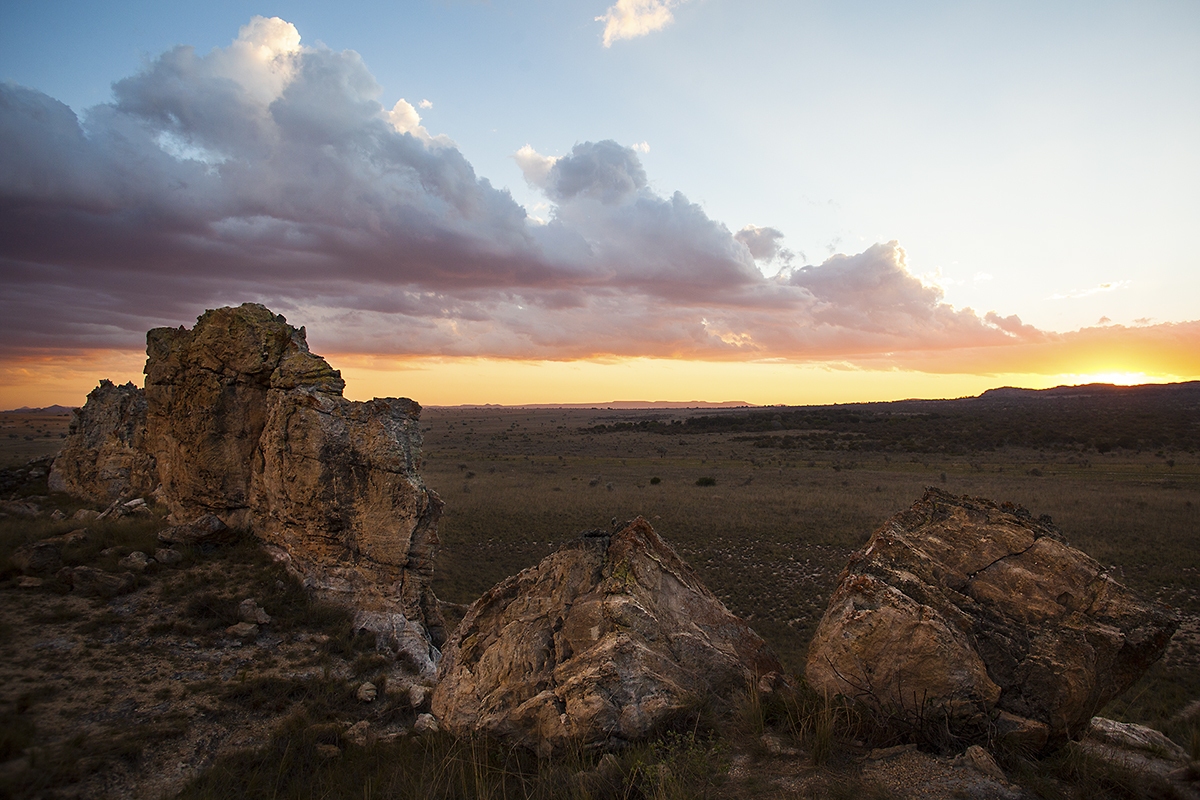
top-left (141, 304), bottom-right (444, 675)
top-left (144, 304), bottom-right (345, 528)
top-left (251, 391), bottom-right (445, 662)
top-left (48, 380), bottom-right (156, 501)
top-left (432, 517), bottom-right (783, 754)
top-left (50, 303), bottom-right (445, 677)
top-left (806, 488), bottom-right (1179, 750)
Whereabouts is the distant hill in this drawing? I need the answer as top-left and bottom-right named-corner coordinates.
top-left (585, 381), bottom-right (1200, 454)
top-left (440, 400), bottom-right (756, 409)
top-left (1, 404), bottom-right (75, 415)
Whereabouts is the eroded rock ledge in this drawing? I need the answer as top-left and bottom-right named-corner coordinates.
top-left (806, 487), bottom-right (1179, 751)
top-left (432, 517), bottom-right (784, 754)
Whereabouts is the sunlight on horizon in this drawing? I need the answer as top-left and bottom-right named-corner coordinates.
top-left (1054, 372), bottom-right (1173, 387)
top-left (1, 352), bottom-right (1194, 411)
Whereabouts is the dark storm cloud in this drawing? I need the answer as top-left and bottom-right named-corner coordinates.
top-left (1, 17), bottom-right (1047, 363)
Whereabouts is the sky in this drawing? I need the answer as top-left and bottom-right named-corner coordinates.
top-left (1, 0), bottom-right (1198, 408)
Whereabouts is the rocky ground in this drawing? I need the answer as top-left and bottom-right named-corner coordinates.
top-left (3, 471), bottom-right (1198, 799)
top-left (0, 471), bottom-right (436, 799)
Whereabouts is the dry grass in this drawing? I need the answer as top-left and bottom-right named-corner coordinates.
top-left (1, 402), bottom-right (1196, 798)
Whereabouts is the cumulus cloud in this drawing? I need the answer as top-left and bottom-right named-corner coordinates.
top-left (542, 140), bottom-right (648, 204)
top-left (735, 225), bottom-right (786, 261)
top-left (596, 0), bottom-right (690, 47)
top-left (3, 15), bottom-right (1133, 377)
top-left (514, 144), bottom-right (559, 191)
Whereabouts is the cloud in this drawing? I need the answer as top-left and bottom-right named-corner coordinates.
top-left (514, 144), bottom-right (558, 190)
top-left (631, 141), bottom-right (650, 153)
top-left (541, 140), bottom-right (648, 204)
top-left (596, 0), bottom-right (690, 47)
top-left (735, 225), bottom-right (786, 261)
top-left (6, 16), bottom-right (1191, 388)
top-left (1050, 280), bottom-right (1132, 300)
top-left (418, 99), bottom-right (432, 109)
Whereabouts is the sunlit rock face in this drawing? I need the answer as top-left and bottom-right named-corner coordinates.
top-left (49, 380), bottom-right (157, 502)
top-left (144, 303), bottom-right (345, 528)
top-left (806, 488), bottom-right (1179, 751)
top-left (142, 303), bottom-right (444, 676)
top-left (432, 517), bottom-right (783, 754)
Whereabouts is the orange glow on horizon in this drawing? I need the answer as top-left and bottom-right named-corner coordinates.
top-left (2, 336), bottom-right (1196, 411)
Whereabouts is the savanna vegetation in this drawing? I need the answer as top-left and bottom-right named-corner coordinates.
top-left (1, 383), bottom-right (1198, 798)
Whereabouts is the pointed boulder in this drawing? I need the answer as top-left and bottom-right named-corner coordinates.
top-left (432, 517), bottom-right (782, 754)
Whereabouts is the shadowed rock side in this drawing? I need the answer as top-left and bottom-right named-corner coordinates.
top-left (48, 380), bottom-right (156, 501)
top-left (252, 391), bottom-right (446, 665)
top-left (432, 517), bottom-right (783, 755)
top-left (806, 488), bottom-right (1180, 751)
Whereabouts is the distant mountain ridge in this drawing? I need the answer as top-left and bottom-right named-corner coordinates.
top-left (435, 400), bottom-right (755, 409)
top-left (1, 404), bottom-right (74, 415)
top-left (978, 381), bottom-right (1200, 401)
top-left (583, 380), bottom-right (1200, 454)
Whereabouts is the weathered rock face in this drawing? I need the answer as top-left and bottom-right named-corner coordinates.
top-left (432, 517), bottom-right (782, 754)
top-left (142, 303), bottom-right (443, 675)
top-left (49, 380), bottom-right (156, 501)
top-left (144, 304), bottom-right (344, 528)
top-left (806, 488), bottom-right (1179, 750)
top-left (252, 389), bottom-right (445, 664)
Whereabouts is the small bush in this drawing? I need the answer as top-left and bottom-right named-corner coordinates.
top-left (650, 477), bottom-right (661, 485)
top-left (695, 477), bottom-right (717, 487)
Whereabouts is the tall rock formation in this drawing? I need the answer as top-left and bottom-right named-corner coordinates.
top-left (252, 392), bottom-right (445, 663)
top-left (48, 380), bottom-right (156, 501)
top-left (140, 304), bottom-right (444, 674)
top-left (806, 488), bottom-right (1179, 751)
top-left (433, 518), bottom-right (783, 754)
top-left (144, 304), bottom-right (345, 528)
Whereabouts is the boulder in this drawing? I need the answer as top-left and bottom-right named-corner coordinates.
top-left (58, 566), bottom-right (136, 597)
top-left (432, 518), bottom-right (783, 755)
top-left (11, 540), bottom-right (64, 574)
top-left (46, 303), bottom-right (444, 679)
top-left (48, 380), bottom-right (156, 502)
top-left (157, 513), bottom-right (232, 546)
top-left (806, 488), bottom-right (1179, 750)
top-left (239, 598), bottom-right (271, 625)
top-left (154, 547), bottom-right (184, 566)
top-left (251, 390), bottom-right (444, 672)
top-left (1080, 718), bottom-right (1195, 795)
top-left (117, 551), bottom-right (150, 572)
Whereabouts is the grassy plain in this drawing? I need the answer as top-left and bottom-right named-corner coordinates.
top-left (420, 403), bottom-right (1200, 740)
top-left (0, 413), bottom-right (72, 468)
top-left (2, 389), bottom-right (1198, 798)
